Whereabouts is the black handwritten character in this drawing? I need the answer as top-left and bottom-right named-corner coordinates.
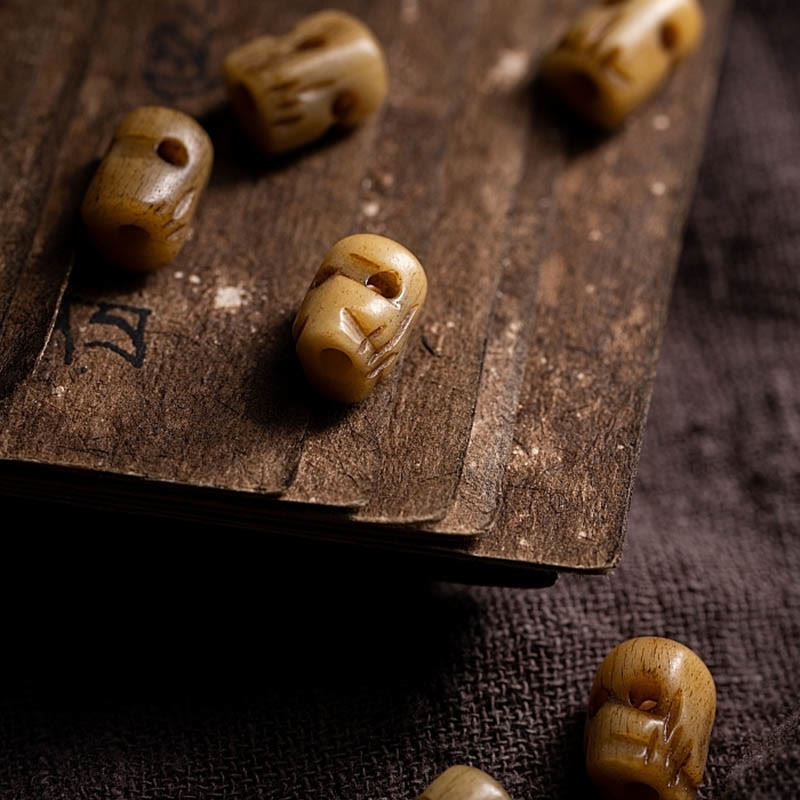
top-left (55, 297), bottom-right (152, 368)
top-left (85, 303), bottom-right (152, 368)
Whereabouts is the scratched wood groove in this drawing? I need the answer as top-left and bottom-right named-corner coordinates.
top-left (0, 0), bottom-right (732, 584)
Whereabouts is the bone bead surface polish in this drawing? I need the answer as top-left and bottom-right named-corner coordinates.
top-left (542, 0), bottom-right (705, 128)
top-left (586, 637), bottom-right (716, 800)
top-left (419, 766), bottom-right (511, 800)
top-left (81, 106), bottom-right (213, 272)
top-left (292, 234), bottom-right (427, 404)
top-left (223, 10), bottom-right (388, 155)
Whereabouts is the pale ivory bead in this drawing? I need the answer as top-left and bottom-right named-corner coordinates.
top-left (418, 766), bottom-right (511, 800)
top-left (542, 0), bottom-right (705, 128)
top-left (81, 106), bottom-right (213, 272)
top-left (586, 637), bottom-right (716, 800)
top-left (292, 234), bottom-right (427, 404)
top-left (223, 10), bottom-right (388, 155)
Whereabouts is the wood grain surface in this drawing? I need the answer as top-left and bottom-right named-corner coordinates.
top-left (0, 0), bottom-right (104, 396)
top-left (0, 0), bottom-right (732, 583)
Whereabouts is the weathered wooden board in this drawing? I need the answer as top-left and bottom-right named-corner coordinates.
top-left (467, 0), bottom-right (735, 571)
top-left (1, 0), bottom-right (383, 492)
top-left (0, 0), bottom-right (732, 582)
top-left (423, 6), bottom-right (574, 535)
top-left (0, 0), bottom-right (103, 396)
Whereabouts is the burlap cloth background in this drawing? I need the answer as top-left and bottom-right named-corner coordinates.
top-left (1, 1), bottom-right (799, 798)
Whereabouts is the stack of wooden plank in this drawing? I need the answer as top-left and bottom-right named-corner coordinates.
top-left (0, 0), bottom-right (732, 585)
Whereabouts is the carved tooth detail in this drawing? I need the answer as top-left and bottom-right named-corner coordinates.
top-left (173, 188), bottom-right (196, 220)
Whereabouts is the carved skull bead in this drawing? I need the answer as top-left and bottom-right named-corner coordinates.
top-left (81, 106), bottom-right (213, 272)
top-left (292, 234), bottom-right (427, 404)
top-left (586, 637), bottom-right (716, 800)
top-left (223, 10), bottom-right (388, 155)
top-left (542, 0), bottom-right (705, 128)
top-left (418, 766), bottom-right (511, 800)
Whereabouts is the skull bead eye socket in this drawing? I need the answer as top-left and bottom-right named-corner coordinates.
top-left (156, 137), bottom-right (189, 167)
top-left (628, 675), bottom-right (662, 712)
top-left (367, 270), bottom-right (401, 299)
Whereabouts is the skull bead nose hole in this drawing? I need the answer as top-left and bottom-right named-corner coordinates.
top-left (117, 224), bottom-right (150, 245)
top-left (660, 20), bottom-right (680, 51)
top-left (628, 676), bottom-right (662, 711)
top-left (620, 782), bottom-right (660, 800)
top-left (156, 138), bottom-right (189, 167)
top-left (564, 71), bottom-right (599, 106)
top-left (367, 270), bottom-right (401, 299)
top-left (320, 348), bottom-right (352, 374)
top-left (333, 90), bottom-right (358, 122)
top-left (296, 35), bottom-right (327, 50)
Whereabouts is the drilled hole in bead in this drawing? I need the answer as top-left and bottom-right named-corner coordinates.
top-left (296, 35), bottom-right (326, 50)
top-left (620, 783), bottom-right (660, 800)
top-left (332, 90), bottom-right (358, 121)
top-left (564, 71), bottom-right (599, 106)
top-left (628, 675), bottom-right (662, 712)
top-left (660, 20), bottom-right (680, 51)
top-left (319, 348), bottom-right (352, 373)
top-left (367, 271), bottom-right (401, 299)
top-left (117, 224), bottom-right (150, 245)
top-left (156, 138), bottom-right (188, 167)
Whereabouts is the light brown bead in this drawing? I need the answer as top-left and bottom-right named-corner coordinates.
top-left (585, 637), bottom-right (716, 800)
top-left (292, 234), bottom-right (427, 404)
top-left (81, 106), bottom-right (213, 272)
top-left (542, 0), bottom-right (705, 128)
top-left (419, 766), bottom-right (511, 800)
top-left (223, 10), bottom-right (388, 156)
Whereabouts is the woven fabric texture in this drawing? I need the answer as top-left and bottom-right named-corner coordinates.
top-left (1, 1), bottom-right (799, 798)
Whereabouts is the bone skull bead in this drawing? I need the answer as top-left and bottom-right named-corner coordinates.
top-left (223, 10), bottom-right (388, 155)
top-left (419, 766), bottom-right (511, 800)
top-left (292, 234), bottom-right (427, 404)
top-left (542, 0), bottom-right (705, 128)
top-left (586, 637), bottom-right (716, 800)
top-left (81, 106), bottom-right (213, 272)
